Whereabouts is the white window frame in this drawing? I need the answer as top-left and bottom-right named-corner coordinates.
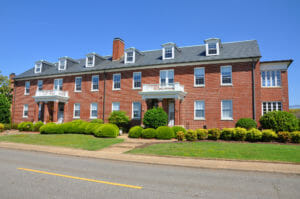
top-left (24, 81), bottom-right (30, 95)
top-left (90, 103), bottom-right (98, 119)
top-left (73, 103), bottom-right (80, 119)
top-left (261, 70), bottom-right (281, 87)
top-left (132, 72), bottom-right (142, 89)
top-left (221, 100), bottom-right (233, 120)
top-left (206, 42), bottom-right (219, 56)
top-left (54, 78), bottom-right (63, 91)
top-left (58, 59), bottom-right (66, 70)
top-left (37, 80), bottom-right (43, 91)
top-left (221, 65), bottom-right (232, 86)
top-left (86, 56), bottom-right (95, 67)
top-left (91, 75), bottom-right (99, 91)
top-left (132, 102), bottom-right (141, 119)
top-left (74, 77), bottom-right (82, 92)
top-left (113, 73), bottom-right (121, 90)
top-left (34, 63), bottom-right (42, 73)
top-left (112, 102), bottom-right (120, 112)
top-left (125, 51), bottom-right (135, 64)
top-left (261, 101), bottom-right (282, 115)
top-left (162, 46), bottom-right (175, 60)
top-left (23, 104), bottom-right (28, 118)
top-left (194, 100), bottom-right (205, 120)
top-left (159, 69), bottom-right (174, 85)
top-left (194, 67), bottom-right (205, 87)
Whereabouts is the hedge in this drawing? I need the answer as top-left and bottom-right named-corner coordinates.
top-left (176, 131), bottom-right (185, 141)
top-left (246, 128), bottom-right (262, 142)
top-left (277, 132), bottom-right (291, 143)
top-left (90, 119), bottom-right (103, 124)
top-left (259, 111), bottom-right (298, 132)
top-left (185, 129), bottom-right (197, 141)
top-left (235, 118), bottom-right (257, 130)
top-left (232, 127), bottom-right (247, 141)
top-left (85, 123), bottom-right (102, 134)
top-left (18, 122), bottom-right (33, 131)
top-left (208, 128), bottom-right (221, 140)
top-left (196, 129), bottom-right (208, 140)
top-left (156, 126), bottom-right (174, 140)
top-left (93, 123), bottom-right (119, 138)
top-left (40, 123), bottom-right (64, 134)
top-left (172, 126), bottom-right (186, 135)
top-left (141, 128), bottom-right (156, 139)
top-left (0, 123), bottom-right (4, 132)
top-left (128, 126), bottom-right (143, 138)
top-left (220, 128), bottom-right (235, 140)
top-left (261, 129), bottom-right (277, 142)
top-left (291, 131), bottom-right (300, 143)
top-left (33, 121), bottom-right (44, 132)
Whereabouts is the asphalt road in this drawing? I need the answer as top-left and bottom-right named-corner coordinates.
top-left (0, 148), bottom-right (299, 199)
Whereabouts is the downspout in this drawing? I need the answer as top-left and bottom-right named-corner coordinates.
top-left (102, 70), bottom-right (106, 121)
top-left (12, 80), bottom-right (16, 124)
top-left (252, 59), bottom-right (256, 120)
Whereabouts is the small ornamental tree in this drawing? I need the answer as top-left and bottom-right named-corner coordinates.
top-left (143, 107), bottom-right (168, 129)
top-left (108, 111), bottom-right (130, 131)
top-left (0, 94), bottom-right (10, 124)
top-left (259, 111), bottom-right (298, 132)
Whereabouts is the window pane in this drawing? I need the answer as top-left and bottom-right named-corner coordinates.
top-left (221, 66), bottom-right (232, 84)
top-left (208, 43), bottom-right (217, 54)
top-left (92, 76), bottom-right (99, 90)
top-left (276, 71), bottom-right (281, 86)
top-left (168, 70), bottom-right (174, 84)
top-left (271, 71), bottom-right (275, 86)
top-left (261, 71), bottom-right (266, 87)
top-left (222, 100), bottom-right (232, 119)
top-left (38, 80), bottom-right (43, 91)
top-left (133, 73), bottom-right (141, 88)
top-left (112, 102), bottom-right (120, 111)
top-left (113, 74), bottom-right (121, 89)
top-left (195, 68), bottom-right (204, 85)
top-left (195, 101), bottom-right (205, 119)
top-left (160, 71), bottom-right (167, 85)
top-left (127, 52), bottom-right (133, 62)
top-left (278, 102), bottom-right (282, 111)
top-left (74, 104), bottom-right (80, 117)
top-left (133, 102), bottom-right (141, 118)
top-left (75, 78), bottom-right (82, 91)
top-left (165, 47), bottom-right (172, 58)
top-left (267, 71), bottom-right (270, 87)
top-left (91, 103), bottom-right (97, 118)
top-left (87, 57), bottom-right (93, 66)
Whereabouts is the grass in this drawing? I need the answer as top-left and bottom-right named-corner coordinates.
top-left (0, 134), bottom-right (124, 151)
top-left (128, 141), bottom-right (300, 163)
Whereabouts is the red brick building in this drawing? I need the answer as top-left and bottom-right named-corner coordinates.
top-left (11, 38), bottom-right (292, 129)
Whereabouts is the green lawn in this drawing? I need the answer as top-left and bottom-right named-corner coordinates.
top-left (0, 134), bottom-right (123, 151)
top-left (128, 142), bottom-right (300, 163)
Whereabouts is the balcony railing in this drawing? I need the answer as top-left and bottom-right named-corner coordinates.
top-left (142, 83), bottom-right (184, 92)
top-left (33, 90), bottom-right (69, 102)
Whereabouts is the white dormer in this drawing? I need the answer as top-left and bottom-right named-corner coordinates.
top-left (34, 62), bottom-right (42, 73)
top-left (125, 48), bottom-right (135, 64)
top-left (162, 42), bottom-right (179, 60)
top-left (204, 38), bottom-right (221, 56)
top-left (86, 52), bottom-right (103, 67)
top-left (58, 56), bottom-right (79, 71)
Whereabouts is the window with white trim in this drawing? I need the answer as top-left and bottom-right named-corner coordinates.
top-left (133, 72), bottom-right (141, 89)
top-left (261, 70), bottom-right (281, 87)
top-left (262, 102), bottom-right (282, 115)
top-left (113, 73), bottom-right (121, 90)
top-left (164, 47), bottom-right (173, 59)
top-left (54, 79), bottom-right (63, 91)
top-left (90, 103), bottom-right (98, 119)
top-left (37, 80), bottom-right (43, 91)
top-left (194, 68), bottom-right (205, 86)
top-left (125, 51), bottom-right (134, 63)
top-left (221, 100), bottom-right (233, 120)
top-left (75, 77), bottom-right (82, 92)
top-left (73, 103), bottom-right (80, 118)
top-left (194, 100), bottom-right (205, 120)
top-left (112, 102), bottom-right (120, 112)
top-left (23, 104), bottom-right (28, 118)
top-left (35, 63), bottom-right (42, 73)
top-left (132, 102), bottom-right (141, 119)
top-left (160, 70), bottom-right (174, 85)
top-left (86, 56), bottom-right (94, 67)
top-left (221, 66), bottom-right (232, 85)
top-left (91, 75), bottom-right (99, 91)
top-left (208, 43), bottom-right (217, 55)
top-left (59, 59), bottom-right (66, 70)
top-left (25, 81), bottom-right (30, 95)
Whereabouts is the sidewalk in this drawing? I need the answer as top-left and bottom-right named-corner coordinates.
top-left (0, 135), bottom-right (299, 174)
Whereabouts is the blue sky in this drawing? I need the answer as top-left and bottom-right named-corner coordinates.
top-left (0, 0), bottom-right (299, 105)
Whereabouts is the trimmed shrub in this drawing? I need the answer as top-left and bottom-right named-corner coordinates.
top-left (4, 123), bottom-right (11, 130)
top-left (246, 128), bottom-right (262, 142)
top-left (85, 123), bottom-right (102, 134)
top-left (233, 127), bottom-right (247, 141)
top-left (90, 119), bottom-right (103, 124)
top-left (208, 128), bottom-right (221, 140)
top-left (261, 129), bottom-right (277, 142)
top-left (176, 131), bottom-right (185, 141)
top-left (172, 126), bottom-right (186, 135)
top-left (143, 107), bottom-right (168, 129)
top-left (259, 111), bottom-right (298, 132)
top-left (196, 129), bottom-right (208, 140)
top-left (78, 122), bottom-right (89, 134)
top-left (291, 131), bottom-right (300, 143)
top-left (277, 132), bottom-right (291, 143)
top-left (18, 122), bottom-right (33, 131)
top-left (93, 123), bottom-right (119, 138)
top-left (62, 120), bottom-right (85, 134)
top-left (108, 111), bottom-right (130, 131)
top-left (220, 128), bottom-right (235, 140)
top-left (141, 128), bottom-right (156, 139)
top-left (33, 121), bottom-right (44, 132)
top-left (40, 123), bottom-right (64, 134)
top-left (235, 118), bottom-right (257, 130)
top-left (185, 129), bottom-right (197, 141)
top-left (156, 126), bottom-right (174, 140)
top-left (0, 123), bottom-right (4, 132)
top-left (128, 126), bottom-right (143, 138)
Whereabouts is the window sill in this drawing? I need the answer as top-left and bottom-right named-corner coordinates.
top-left (90, 117), bottom-right (97, 119)
top-left (221, 118), bottom-right (234, 121)
top-left (74, 90), bottom-right (82, 93)
top-left (113, 88), bottom-right (121, 91)
top-left (132, 88), bottom-right (141, 90)
top-left (194, 85), bottom-right (205, 88)
top-left (91, 89), bottom-right (99, 92)
top-left (24, 93), bottom-right (30, 96)
top-left (194, 118), bottom-right (205, 121)
top-left (221, 84), bottom-right (233, 87)
top-left (73, 117), bottom-right (80, 119)
top-left (261, 86), bottom-right (282, 89)
top-left (22, 116), bottom-right (28, 118)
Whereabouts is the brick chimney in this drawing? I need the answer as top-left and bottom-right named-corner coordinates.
top-left (9, 73), bottom-right (15, 90)
top-left (112, 38), bottom-right (124, 61)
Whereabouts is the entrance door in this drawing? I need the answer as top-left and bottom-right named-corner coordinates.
top-left (57, 103), bottom-right (64, 123)
top-left (168, 101), bottom-right (175, 126)
top-left (38, 103), bottom-right (44, 122)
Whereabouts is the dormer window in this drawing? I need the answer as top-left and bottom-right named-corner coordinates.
top-left (164, 47), bottom-right (173, 58)
top-left (34, 63), bottom-right (42, 73)
top-left (125, 51), bottom-right (135, 64)
top-left (162, 42), bottom-right (178, 60)
top-left (86, 56), bottom-right (94, 67)
top-left (59, 59), bottom-right (66, 70)
top-left (208, 43), bottom-right (217, 55)
top-left (204, 38), bottom-right (221, 56)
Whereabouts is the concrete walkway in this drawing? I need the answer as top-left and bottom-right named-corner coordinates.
top-left (0, 134), bottom-right (299, 174)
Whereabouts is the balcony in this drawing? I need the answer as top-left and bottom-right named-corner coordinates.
top-left (33, 90), bottom-right (69, 103)
top-left (139, 83), bottom-right (187, 100)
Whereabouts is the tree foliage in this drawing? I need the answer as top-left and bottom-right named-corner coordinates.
top-left (0, 71), bottom-right (13, 104)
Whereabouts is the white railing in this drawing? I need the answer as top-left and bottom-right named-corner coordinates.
top-left (142, 83), bottom-right (184, 92)
top-left (35, 90), bottom-right (69, 98)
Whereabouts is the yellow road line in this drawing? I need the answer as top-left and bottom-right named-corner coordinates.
top-left (18, 168), bottom-right (142, 189)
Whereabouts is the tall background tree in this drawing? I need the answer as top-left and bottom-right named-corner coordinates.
top-left (0, 71), bottom-right (13, 123)
top-left (0, 71), bottom-right (13, 103)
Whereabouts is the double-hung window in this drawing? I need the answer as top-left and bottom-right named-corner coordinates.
top-left (262, 102), bottom-right (282, 115)
top-left (25, 81), bottom-right (30, 95)
top-left (37, 80), bottom-right (43, 91)
top-left (221, 100), bottom-right (233, 120)
top-left (59, 59), bottom-right (66, 70)
top-left (86, 56), bottom-right (94, 67)
top-left (261, 70), bottom-right (281, 87)
top-left (164, 47), bottom-right (173, 59)
top-left (132, 102), bottom-right (141, 119)
top-left (23, 104), bottom-right (28, 118)
top-left (208, 43), bottom-right (217, 55)
top-left (133, 72), bottom-right (141, 89)
top-left (73, 103), bottom-right (80, 118)
top-left (112, 102), bottom-right (120, 112)
top-left (35, 63), bottom-right (42, 73)
top-left (90, 103), bottom-right (98, 119)
top-left (54, 79), bottom-right (63, 91)
top-left (194, 101), bottom-right (205, 120)
top-left (91, 75), bottom-right (99, 91)
top-left (160, 70), bottom-right (174, 86)
top-left (113, 73), bottom-right (121, 90)
top-left (221, 66), bottom-right (232, 85)
top-left (75, 77), bottom-right (82, 92)
top-left (194, 68), bottom-right (205, 86)
top-left (125, 51), bottom-right (134, 63)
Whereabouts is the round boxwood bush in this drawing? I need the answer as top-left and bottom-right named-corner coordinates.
top-left (261, 129), bottom-right (277, 142)
top-left (108, 111), bottom-right (130, 131)
top-left (90, 119), bottom-right (103, 124)
top-left (40, 123), bottom-right (64, 134)
top-left (196, 129), bottom-right (208, 140)
top-left (176, 131), bottom-right (185, 141)
top-left (0, 123), bottom-right (4, 132)
top-left (156, 126), bottom-right (174, 140)
top-left (85, 123), bottom-right (102, 134)
top-left (259, 111), bottom-right (298, 132)
top-left (172, 126), bottom-right (186, 135)
top-left (208, 128), bottom-right (221, 140)
top-left (33, 121), bottom-right (44, 132)
top-left (128, 126), bottom-right (143, 138)
top-left (220, 128), bottom-right (235, 140)
top-left (141, 128), bottom-right (156, 139)
top-left (246, 128), bottom-right (262, 142)
top-left (235, 118), bottom-right (257, 130)
top-left (143, 107), bottom-right (168, 129)
top-left (291, 131), bottom-right (300, 143)
top-left (233, 127), bottom-right (247, 141)
top-left (93, 124), bottom-right (119, 138)
top-left (277, 131), bottom-right (291, 143)
top-left (18, 122), bottom-right (33, 131)
top-left (185, 129), bottom-right (197, 141)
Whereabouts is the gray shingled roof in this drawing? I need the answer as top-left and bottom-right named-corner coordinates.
top-left (15, 40), bottom-right (261, 79)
